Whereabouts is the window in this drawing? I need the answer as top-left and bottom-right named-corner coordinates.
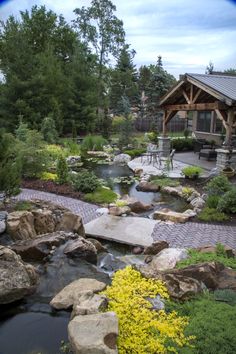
top-left (196, 111), bottom-right (211, 132)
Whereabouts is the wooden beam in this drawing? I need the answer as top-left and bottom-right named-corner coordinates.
top-left (182, 90), bottom-right (191, 104)
top-left (192, 88), bottom-right (202, 103)
top-left (162, 110), bottom-right (178, 135)
top-left (159, 80), bottom-right (185, 105)
top-left (215, 109), bottom-right (228, 130)
top-left (190, 84), bottom-right (193, 103)
top-left (162, 102), bottom-right (228, 111)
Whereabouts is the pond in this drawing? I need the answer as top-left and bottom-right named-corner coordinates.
top-left (84, 160), bottom-right (188, 213)
top-left (0, 239), bottom-right (132, 354)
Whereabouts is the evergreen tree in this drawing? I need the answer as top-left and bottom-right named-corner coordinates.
top-left (56, 156), bottom-right (69, 184)
top-left (41, 116), bottom-right (58, 144)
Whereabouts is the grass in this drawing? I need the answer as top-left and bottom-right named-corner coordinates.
top-left (166, 294), bottom-right (236, 354)
top-left (84, 186), bottom-right (118, 204)
top-left (177, 249), bottom-right (236, 270)
top-left (14, 200), bottom-right (33, 211)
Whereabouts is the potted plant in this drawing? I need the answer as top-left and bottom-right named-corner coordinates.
top-left (181, 166), bottom-right (203, 179)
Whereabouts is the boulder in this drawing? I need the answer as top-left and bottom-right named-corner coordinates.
top-left (0, 220), bottom-right (6, 234)
top-left (68, 312), bottom-right (118, 354)
top-left (113, 153), bottom-right (131, 165)
top-left (108, 206), bottom-right (131, 216)
top-left (0, 211), bottom-right (8, 221)
top-left (161, 186), bottom-right (182, 196)
top-left (87, 238), bottom-right (107, 253)
top-left (50, 278), bottom-right (107, 310)
top-left (167, 262), bottom-right (224, 290)
top-left (153, 208), bottom-right (191, 223)
top-left (217, 268), bottom-right (236, 291)
top-left (136, 182), bottom-right (160, 192)
top-left (87, 151), bottom-right (109, 158)
top-left (56, 212), bottom-right (85, 236)
top-left (134, 168), bottom-right (143, 176)
top-left (32, 209), bottom-right (55, 235)
top-left (139, 248), bottom-right (188, 276)
top-left (6, 211), bottom-right (36, 241)
top-left (66, 156), bottom-right (81, 166)
top-left (162, 273), bottom-right (204, 300)
top-left (143, 241), bottom-right (169, 255)
top-left (71, 292), bottom-right (108, 318)
top-left (190, 197), bottom-right (205, 209)
top-left (120, 195), bottom-right (153, 213)
top-left (0, 246), bottom-right (38, 304)
top-left (64, 238), bottom-right (97, 264)
top-left (11, 231), bottom-right (78, 262)
top-left (132, 246), bottom-right (144, 255)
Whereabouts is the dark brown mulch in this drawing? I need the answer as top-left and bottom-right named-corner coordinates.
top-left (21, 179), bottom-right (84, 200)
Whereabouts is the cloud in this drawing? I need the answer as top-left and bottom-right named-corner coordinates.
top-left (1, 0), bottom-right (236, 77)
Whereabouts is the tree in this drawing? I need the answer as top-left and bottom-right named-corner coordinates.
top-left (224, 68), bottom-right (236, 75)
top-left (73, 0), bottom-right (125, 110)
top-left (41, 116), bottom-right (58, 144)
top-left (0, 130), bottom-right (21, 199)
top-left (109, 44), bottom-right (138, 112)
top-left (205, 61), bottom-right (214, 74)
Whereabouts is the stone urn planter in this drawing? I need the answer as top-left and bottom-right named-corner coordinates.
top-left (221, 167), bottom-right (235, 178)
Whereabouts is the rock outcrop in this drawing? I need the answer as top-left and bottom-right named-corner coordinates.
top-left (143, 241), bottom-right (169, 255)
top-left (113, 153), bottom-right (131, 165)
top-left (11, 231), bottom-right (78, 261)
top-left (0, 246), bottom-right (38, 304)
top-left (68, 312), bottom-right (118, 354)
top-left (6, 200), bottom-right (85, 241)
top-left (64, 238), bottom-right (97, 264)
top-left (153, 208), bottom-right (193, 223)
top-left (71, 292), bottom-right (108, 318)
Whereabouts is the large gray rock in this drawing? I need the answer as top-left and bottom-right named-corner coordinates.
top-left (32, 209), bottom-right (55, 235)
top-left (71, 292), bottom-right (108, 318)
top-left (0, 246), bottom-right (38, 304)
top-left (190, 197), bottom-right (205, 209)
top-left (136, 181), bottom-right (160, 192)
top-left (139, 248), bottom-right (188, 276)
top-left (6, 211), bottom-right (36, 240)
top-left (50, 278), bottom-right (107, 310)
top-left (64, 238), bottom-right (97, 264)
top-left (108, 206), bottom-right (131, 216)
top-left (55, 212), bottom-right (85, 236)
top-left (162, 273), bottom-right (204, 300)
top-left (11, 231), bottom-right (78, 262)
top-left (153, 208), bottom-right (192, 223)
top-left (0, 220), bottom-right (6, 234)
top-left (113, 153), bottom-right (131, 165)
top-left (68, 312), bottom-right (118, 354)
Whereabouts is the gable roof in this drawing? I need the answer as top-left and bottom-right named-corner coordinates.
top-left (187, 73), bottom-right (236, 101)
top-left (160, 73), bottom-right (236, 106)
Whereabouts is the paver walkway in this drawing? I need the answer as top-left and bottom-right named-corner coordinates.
top-left (18, 189), bottom-right (236, 249)
top-left (18, 189), bottom-right (98, 224)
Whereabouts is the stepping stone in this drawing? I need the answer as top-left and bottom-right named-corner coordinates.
top-left (84, 215), bottom-right (157, 247)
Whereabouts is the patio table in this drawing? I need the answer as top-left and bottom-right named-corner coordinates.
top-left (141, 150), bottom-right (163, 167)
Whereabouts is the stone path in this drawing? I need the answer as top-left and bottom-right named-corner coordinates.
top-left (17, 189), bottom-right (98, 224)
top-left (18, 189), bottom-right (236, 249)
top-left (153, 222), bottom-right (236, 249)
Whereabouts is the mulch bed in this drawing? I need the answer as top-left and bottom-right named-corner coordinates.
top-left (21, 179), bottom-right (84, 200)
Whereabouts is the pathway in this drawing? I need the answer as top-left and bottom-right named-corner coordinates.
top-left (18, 189), bottom-right (236, 249)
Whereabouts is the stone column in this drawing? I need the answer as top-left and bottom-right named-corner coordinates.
top-left (216, 148), bottom-right (236, 170)
top-left (158, 136), bottom-right (171, 157)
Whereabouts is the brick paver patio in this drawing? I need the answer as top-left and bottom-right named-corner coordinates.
top-left (18, 189), bottom-right (236, 249)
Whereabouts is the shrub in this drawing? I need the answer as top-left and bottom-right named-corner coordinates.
top-left (15, 200), bottom-right (32, 211)
top-left (198, 207), bottom-right (229, 222)
top-left (81, 135), bottom-right (108, 153)
top-left (70, 170), bottom-right (100, 193)
top-left (182, 187), bottom-right (194, 198)
top-left (102, 266), bottom-right (194, 354)
top-left (45, 144), bottom-right (66, 160)
top-left (204, 175), bottom-right (232, 196)
top-left (115, 199), bottom-right (128, 207)
top-left (167, 296), bottom-right (236, 354)
top-left (41, 116), bottom-right (58, 144)
top-left (171, 138), bottom-right (194, 151)
top-left (217, 188), bottom-right (236, 214)
top-left (56, 156), bottom-right (69, 184)
top-left (62, 139), bottom-right (81, 155)
top-left (40, 172), bottom-right (57, 181)
top-left (181, 166), bottom-right (203, 178)
top-left (18, 129), bottom-right (49, 178)
top-left (184, 129), bottom-right (190, 139)
top-left (177, 249), bottom-right (236, 270)
top-left (205, 195), bottom-right (220, 209)
top-left (123, 148), bottom-right (146, 158)
top-left (84, 186), bottom-right (118, 204)
top-left (150, 176), bottom-right (180, 187)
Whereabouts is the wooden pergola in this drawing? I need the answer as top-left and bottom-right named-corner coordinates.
top-left (160, 73), bottom-right (236, 145)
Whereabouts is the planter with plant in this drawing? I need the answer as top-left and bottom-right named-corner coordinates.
top-left (181, 166), bottom-right (203, 179)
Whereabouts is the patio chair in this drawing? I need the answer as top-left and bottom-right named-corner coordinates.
top-left (159, 149), bottom-right (176, 170)
top-left (141, 143), bottom-right (158, 164)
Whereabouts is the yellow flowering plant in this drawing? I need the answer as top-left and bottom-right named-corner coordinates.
top-left (40, 172), bottom-right (58, 181)
top-left (102, 266), bottom-right (194, 353)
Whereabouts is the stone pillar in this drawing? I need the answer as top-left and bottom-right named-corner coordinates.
top-left (158, 136), bottom-right (171, 157)
top-left (216, 148), bottom-right (236, 170)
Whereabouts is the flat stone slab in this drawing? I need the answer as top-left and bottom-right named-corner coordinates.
top-left (85, 215), bottom-right (156, 247)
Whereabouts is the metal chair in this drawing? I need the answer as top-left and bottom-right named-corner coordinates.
top-left (159, 149), bottom-right (176, 169)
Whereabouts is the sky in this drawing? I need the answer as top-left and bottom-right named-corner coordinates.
top-left (0, 0), bottom-right (236, 78)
